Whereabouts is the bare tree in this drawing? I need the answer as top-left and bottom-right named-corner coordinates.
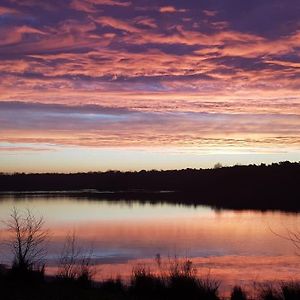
top-left (6, 208), bottom-right (47, 271)
top-left (271, 227), bottom-right (300, 254)
top-left (58, 233), bottom-right (80, 279)
top-left (58, 232), bottom-right (95, 284)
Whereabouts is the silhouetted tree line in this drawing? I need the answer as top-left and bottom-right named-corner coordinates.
top-left (0, 161), bottom-right (299, 211)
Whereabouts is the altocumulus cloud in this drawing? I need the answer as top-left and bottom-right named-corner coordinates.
top-left (0, 0), bottom-right (300, 169)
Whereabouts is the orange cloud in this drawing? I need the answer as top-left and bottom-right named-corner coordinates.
top-left (159, 6), bottom-right (186, 13)
top-left (70, 0), bottom-right (131, 12)
top-left (134, 16), bottom-right (157, 29)
top-left (70, 0), bottom-right (99, 13)
top-left (0, 25), bottom-right (46, 46)
top-left (95, 16), bottom-right (141, 32)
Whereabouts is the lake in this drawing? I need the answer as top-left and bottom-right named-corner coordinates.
top-left (1, 193), bottom-right (300, 294)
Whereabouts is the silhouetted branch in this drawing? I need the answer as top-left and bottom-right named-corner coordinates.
top-left (57, 232), bottom-right (95, 285)
top-left (5, 208), bottom-right (48, 271)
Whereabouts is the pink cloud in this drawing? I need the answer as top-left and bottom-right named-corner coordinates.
top-left (203, 10), bottom-right (218, 17)
top-left (159, 6), bottom-right (186, 13)
top-left (134, 17), bottom-right (157, 29)
top-left (0, 102), bottom-right (299, 152)
top-left (0, 5), bottom-right (18, 15)
top-left (95, 16), bottom-right (141, 32)
top-left (0, 25), bottom-right (46, 46)
top-left (0, 0), bottom-right (299, 166)
top-left (70, 0), bottom-right (99, 13)
top-left (87, 0), bottom-right (131, 6)
top-left (70, 0), bottom-right (131, 12)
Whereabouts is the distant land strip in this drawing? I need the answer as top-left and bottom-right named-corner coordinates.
top-left (0, 161), bottom-right (299, 212)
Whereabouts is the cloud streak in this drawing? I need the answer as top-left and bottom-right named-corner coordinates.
top-left (0, 102), bottom-right (299, 153)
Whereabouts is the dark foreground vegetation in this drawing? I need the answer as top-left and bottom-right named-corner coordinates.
top-left (0, 261), bottom-right (221, 300)
top-left (2, 262), bottom-right (300, 300)
top-left (1, 161), bottom-right (300, 211)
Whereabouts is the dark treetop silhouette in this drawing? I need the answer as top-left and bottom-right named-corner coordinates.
top-left (0, 161), bottom-right (299, 211)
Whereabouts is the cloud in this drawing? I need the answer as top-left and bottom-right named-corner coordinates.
top-left (0, 5), bottom-right (18, 15)
top-left (0, 101), bottom-right (133, 115)
top-left (70, 0), bottom-right (99, 13)
top-left (87, 0), bottom-right (131, 6)
top-left (7, 0), bottom-right (59, 11)
top-left (0, 102), bottom-right (299, 152)
top-left (0, 25), bottom-right (47, 46)
top-left (0, 145), bottom-right (52, 152)
top-left (0, 19), bottom-right (109, 55)
top-left (0, 0), bottom-right (300, 161)
top-left (203, 10), bottom-right (218, 17)
top-left (159, 6), bottom-right (186, 13)
top-left (134, 17), bottom-right (157, 29)
top-left (70, 0), bottom-right (131, 12)
top-left (95, 16), bottom-right (140, 33)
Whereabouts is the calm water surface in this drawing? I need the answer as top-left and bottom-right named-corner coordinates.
top-left (1, 194), bottom-right (300, 292)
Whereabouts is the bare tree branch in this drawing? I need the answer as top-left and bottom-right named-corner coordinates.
top-left (5, 208), bottom-right (48, 271)
top-left (57, 232), bottom-right (95, 283)
top-left (269, 224), bottom-right (300, 255)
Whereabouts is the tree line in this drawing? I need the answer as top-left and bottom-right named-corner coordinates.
top-left (0, 161), bottom-right (299, 211)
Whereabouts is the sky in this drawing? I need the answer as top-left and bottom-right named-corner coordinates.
top-left (0, 0), bottom-right (300, 172)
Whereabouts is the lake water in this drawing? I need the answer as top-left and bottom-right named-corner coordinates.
top-left (1, 194), bottom-right (300, 294)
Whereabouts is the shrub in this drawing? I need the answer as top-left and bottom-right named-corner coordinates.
top-left (130, 265), bottom-right (165, 299)
top-left (231, 286), bottom-right (247, 300)
top-left (258, 284), bottom-right (281, 300)
top-left (281, 282), bottom-right (300, 300)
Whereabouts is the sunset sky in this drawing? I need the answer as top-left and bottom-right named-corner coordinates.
top-left (0, 0), bottom-right (300, 172)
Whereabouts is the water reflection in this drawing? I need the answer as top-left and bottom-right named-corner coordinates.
top-left (1, 194), bottom-right (300, 288)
